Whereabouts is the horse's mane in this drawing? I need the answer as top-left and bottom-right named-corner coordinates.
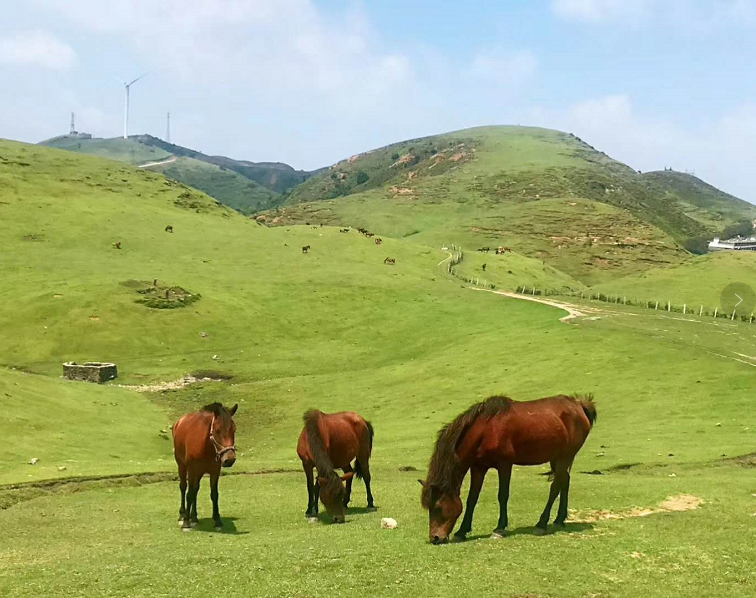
top-left (201, 402), bottom-right (227, 416)
top-left (303, 409), bottom-right (336, 477)
top-left (422, 395), bottom-right (512, 508)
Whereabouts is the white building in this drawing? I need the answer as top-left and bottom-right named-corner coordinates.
top-left (708, 236), bottom-right (756, 251)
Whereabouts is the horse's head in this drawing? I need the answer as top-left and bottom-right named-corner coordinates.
top-left (208, 403), bottom-right (238, 467)
top-left (318, 471), bottom-right (354, 523)
top-left (419, 479), bottom-right (463, 544)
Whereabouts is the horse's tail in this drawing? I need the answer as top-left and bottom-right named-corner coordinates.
top-left (354, 419), bottom-right (374, 480)
top-left (303, 410), bottom-right (334, 475)
top-left (575, 393), bottom-right (597, 427)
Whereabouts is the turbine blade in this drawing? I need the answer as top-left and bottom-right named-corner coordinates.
top-left (127, 72), bottom-right (149, 86)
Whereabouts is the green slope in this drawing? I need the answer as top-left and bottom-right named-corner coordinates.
top-left (149, 156), bottom-right (279, 214)
top-left (592, 251), bottom-right (756, 309)
top-left (3, 138), bottom-right (756, 596)
top-left (276, 126), bottom-right (755, 283)
top-left (41, 135), bottom-right (171, 165)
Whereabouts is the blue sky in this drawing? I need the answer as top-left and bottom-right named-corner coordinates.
top-left (2, 0), bottom-right (756, 202)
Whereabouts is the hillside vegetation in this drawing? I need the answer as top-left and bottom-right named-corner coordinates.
top-left (2, 139), bottom-right (756, 596)
top-left (39, 134), bottom-right (313, 214)
top-left (274, 126), bottom-right (756, 283)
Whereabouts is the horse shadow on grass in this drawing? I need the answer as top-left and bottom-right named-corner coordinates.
top-left (189, 517), bottom-right (249, 535)
top-left (463, 521), bottom-right (594, 543)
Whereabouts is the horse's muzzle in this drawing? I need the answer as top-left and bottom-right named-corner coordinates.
top-left (431, 535), bottom-right (448, 545)
top-left (221, 456), bottom-right (236, 468)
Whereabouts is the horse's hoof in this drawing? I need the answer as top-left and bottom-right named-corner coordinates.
top-left (534, 527), bottom-right (548, 536)
top-left (554, 521), bottom-right (566, 529)
top-left (181, 527), bottom-right (193, 533)
top-left (190, 521), bottom-right (198, 528)
top-left (367, 506), bottom-right (378, 512)
top-left (307, 517), bottom-right (318, 524)
top-left (214, 526), bottom-right (223, 532)
top-left (490, 530), bottom-right (507, 540)
top-left (451, 534), bottom-right (467, 543)
top-left (178, 519), bottom-right (185, 527)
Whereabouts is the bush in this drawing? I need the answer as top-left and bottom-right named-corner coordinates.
top-left (355, 171), bottom-right (369, 185)
top-left (390, 153), bottom-right (400, 161)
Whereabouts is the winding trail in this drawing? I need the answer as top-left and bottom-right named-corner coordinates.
top-left (138, 156), bottom-right (177, 168)
top-left (470, 288), bottom-right (587, 322)
top-left (437, 251), bottom-right (453, 267)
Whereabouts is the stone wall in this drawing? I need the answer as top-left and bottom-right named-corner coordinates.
top-left (63, 362), bottom-right (118, 383)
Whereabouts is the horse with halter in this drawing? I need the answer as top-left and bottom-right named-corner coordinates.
top-left (297, 409), bottom-right (375, 523)
top-left (420, 394), bottom-right (596, 544)
top-left (172, 403), bottom-right (238, 531)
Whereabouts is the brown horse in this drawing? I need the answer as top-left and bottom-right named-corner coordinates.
top-left (297, 409), bottom-right (375, 523)
top-left (173, 402), bottom-right (238, 531)
top-left (420, 394), bottom-right (596, 544)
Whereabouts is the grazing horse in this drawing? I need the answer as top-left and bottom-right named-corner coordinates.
top-left (384, 257), bottom-right (396, 265)
top-left (173, 403), bottom-right (238, 531)
top-left (375, 238), bottom-right (383, 245)
top-left (420, 394), bottom-right (596, 544)
top-left (165, 225), bottom-right (174, 233)
top-left (478, 247), bottom-right (490, 253)
top-left (297, 409), bottom-right (375, 523)
top-left (302, 245), bottom-right (311, 254)
top-left (340, 228), bottom-right (351, 233)
top-left (482, 263), bottom-right (487, 272)
top-left (112, 241), bottom-right (121, 249)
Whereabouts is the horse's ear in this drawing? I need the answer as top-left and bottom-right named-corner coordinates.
top-left (417, 479), bottom-right (426, 488)
top-left (340, 472), bottom-right (354, 482)
top-left (229, 404), bottom-right (238, 416)
top-left (317, 477), bottom-right (328, 487)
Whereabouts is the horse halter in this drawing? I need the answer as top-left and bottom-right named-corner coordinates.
top-left (209, 415), bottom-right (236, 461)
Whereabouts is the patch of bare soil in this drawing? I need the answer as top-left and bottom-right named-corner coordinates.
top-left (118, 375), bottom-right (219, 393)
top-left (570, 494), bottom-right (704, 523)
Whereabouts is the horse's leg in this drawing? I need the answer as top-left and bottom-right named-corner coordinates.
top-left (342, 463), bottom-right (354, 508)
top-left (304, 465), bottom-right (316, 518)
top-left (182, 470), bottom-right (200, 531)
top-left (190, 473), bottom-right (202, 527)
top-left (358, 458), bottom-right (376, 509)
top-left (313, 477), bottom-right (321, 515)
top-left (554, 460), bottom-right (574, 528)
top-left (492, 464), bottom-right (513, 537)
top-left (178, 462), bottom-right (188, 525)
top-left (210, 470), bottom-right (222, 530)
top-left (536, 460), bottom-right (567, 535)
top-left (454, 466), bottom-right (486, 541)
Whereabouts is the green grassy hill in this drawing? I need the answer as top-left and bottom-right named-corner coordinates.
top-left (3, 138), bottom-right (756, 596)
top-left (275, 126), bottom-right (756, 283)
top-left (592, 251), bottom-right (756, 309)
top-left (39, 134), bottom-right (313, 214)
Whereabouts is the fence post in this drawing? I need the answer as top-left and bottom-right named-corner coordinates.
top-left (667, 301), bottom-right (670, 312)
top-left (699, 305), bottom-right (703, 316)
top-left (714, 307), bottom-right (718, 318)
top-left (683, 304), bottom-right (686, 314)
top-left (655, 301), bottom-right (658, 310)
top-left (731, 309), bottom-right (736, 321)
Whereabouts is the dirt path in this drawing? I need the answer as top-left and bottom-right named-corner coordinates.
top-left (138, 156), bottom-right (177, 168)
top-left (471, 288), bottom-right (589, 322)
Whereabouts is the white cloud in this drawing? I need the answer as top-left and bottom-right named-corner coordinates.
top-left (551, 0), bottom-right (652, 22)
top-left (469, 49), bottom-right (538, 87)
top-left (0, 30), bottom-right (75, 70)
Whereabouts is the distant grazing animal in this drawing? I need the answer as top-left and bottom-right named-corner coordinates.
top-left (420, 394), bottom-right (597, 544)
top-left (165, 225), bottom-right (174, 233)
top-left (340, 228), bottom-right (351, 233)
top-left (384, 257), bottom-right (396, 265)
top-left (297, 409), bottom-right (375, 523)
top-left (357, 227), bottom-right (367, 234)
top-left (302, 245), bottom-right (311, 254)
top-left (375, 238), bottom-right (382, 245)
top-left (482, 263), bottom-right (486, 272)
top-left (172, 402), bottom-right (238, 531)
top-left (366, 232), bottom-right (375, 238)
top-left (112, 242), bottom-right (121, 249)
top-left (477, 247), bottom-right (490, 253)
top-left (495, 247), bottom-right (512, 255)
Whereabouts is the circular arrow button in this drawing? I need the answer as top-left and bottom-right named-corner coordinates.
top-left (720, 282), bottom-right (756, 316)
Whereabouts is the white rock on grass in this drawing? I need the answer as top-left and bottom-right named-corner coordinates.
top-left (29, 458), bottom-right (39, 465)
top-left (381, 517), bottom-right (398, 529)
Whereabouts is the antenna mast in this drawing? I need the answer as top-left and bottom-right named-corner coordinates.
top-left (70, 112), bottom-right (76, 134)
top-left (166, 112), bottom-right (171, 144)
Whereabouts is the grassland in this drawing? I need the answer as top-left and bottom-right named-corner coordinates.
top-left (40, 136), bottom-right (171, 165)
top-left (2, 139), bottom-right (756, 597)
top-left (275, 126), bottom-right (756, 283)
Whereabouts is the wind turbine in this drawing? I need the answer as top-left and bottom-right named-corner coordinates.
top-left (115, 73), bottom-right (148, 139)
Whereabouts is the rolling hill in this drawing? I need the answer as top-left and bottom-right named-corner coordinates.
top-left (272, 126), bottom-right (756, 283)
top-left (3, 137), bottom-right (756, 596)
top-left (39, 133), bottom-right (314, 214)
